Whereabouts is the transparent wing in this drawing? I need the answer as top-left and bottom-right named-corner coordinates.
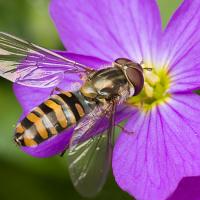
top-left (68, 102), bottom-right (116, 197)
top-left (0, 32), bottom-right (93, 88)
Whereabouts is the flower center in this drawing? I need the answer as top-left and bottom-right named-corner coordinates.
top-left (127, 67), bottom-right (171, 112)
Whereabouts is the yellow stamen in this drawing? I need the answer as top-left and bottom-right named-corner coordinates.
top-left (127, 65), bottom-right (171, 112)
top-left (144, 82), bottom-right (154, 98)
top-left (144, 71), bottom-right (160, 85)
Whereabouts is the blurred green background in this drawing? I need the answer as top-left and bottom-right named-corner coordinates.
top-left (0, 1), bottom-right (181, 200)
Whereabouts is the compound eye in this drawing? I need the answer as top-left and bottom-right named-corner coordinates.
top-left (114, 58), bottom-right (132, 66)
top-left (126, 66), bottom-right (144, 96)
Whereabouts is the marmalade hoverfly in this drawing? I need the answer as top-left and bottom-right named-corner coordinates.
top-left (0, 32), bottom-right (144, 197)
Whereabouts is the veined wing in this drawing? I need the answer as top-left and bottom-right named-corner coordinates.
top-left (0, 32), bottom-right (93, 88)
top-left (68, 101), bottom-right (117, 197)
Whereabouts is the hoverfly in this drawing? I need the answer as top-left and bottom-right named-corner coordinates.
top-left (0, 32), bottom-right (145, 197)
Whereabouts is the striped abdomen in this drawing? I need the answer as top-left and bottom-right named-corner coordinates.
top-left (14, 91), bottom-right (92, 147)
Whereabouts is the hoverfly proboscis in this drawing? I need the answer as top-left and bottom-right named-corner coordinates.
top-left (0, 32), bottom-right (145, 197)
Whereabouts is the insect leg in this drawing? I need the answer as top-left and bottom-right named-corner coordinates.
top-left (117, 124), bottom-right (134, 135)
top-left (60, 149), bottom-right (67, 157)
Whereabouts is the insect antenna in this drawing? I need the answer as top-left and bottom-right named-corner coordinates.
top-left (143, 67), bottom-right (152, 71)
top-left (140, 60), bottom-right (152, 71)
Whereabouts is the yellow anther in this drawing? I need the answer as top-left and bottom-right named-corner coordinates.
top-left (144, 71), bottom-right (160, 85)
top-left (144, 82), bottom-right (154, 98)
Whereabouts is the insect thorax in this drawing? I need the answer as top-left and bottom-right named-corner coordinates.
top-left (80, 67), bottom-right (130, 102)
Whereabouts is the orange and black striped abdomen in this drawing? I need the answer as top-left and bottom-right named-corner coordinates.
top-left (14, 91), bottom-right (92, 147)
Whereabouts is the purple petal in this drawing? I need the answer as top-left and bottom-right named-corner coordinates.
top-left (49, 0), bottom-right (162, 65)
top-left (55, 51), bottom-right (110, 70)
top-left (112, 93), bottom-right (200, 200)
top-left (160, 0), bottom-right (200, 92)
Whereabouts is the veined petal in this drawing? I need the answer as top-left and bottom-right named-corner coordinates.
top-left (113, 93), bottom-right (200, 200)
top-left (49, 0), bottom-right (162, 65)
top-left (160, 0), bottom-right (200, 92)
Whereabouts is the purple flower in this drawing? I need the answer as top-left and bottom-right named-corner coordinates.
top-left (13, 0), bottom-right (200, 199)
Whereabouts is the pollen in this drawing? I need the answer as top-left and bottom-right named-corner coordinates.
top-left (127, 66), bottom-right (171, 112)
